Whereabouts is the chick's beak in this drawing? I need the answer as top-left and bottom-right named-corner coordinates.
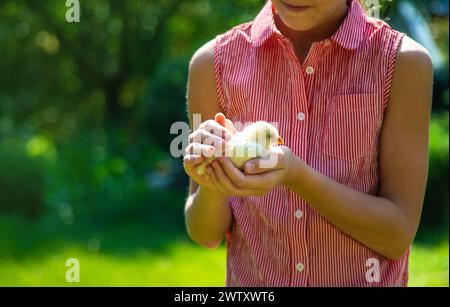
top-left (277, 136), bottom-right (284, 145)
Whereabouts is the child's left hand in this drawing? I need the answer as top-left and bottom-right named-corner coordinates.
top-left (205, 146), bottom-right (296, 197)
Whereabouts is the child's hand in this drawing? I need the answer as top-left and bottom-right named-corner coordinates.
top-left (183, 114), bottom-right (234, 191)
top-left (206, 146), bottom-right (296, 197)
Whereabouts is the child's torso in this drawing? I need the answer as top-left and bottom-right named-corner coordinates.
top-left (214, 0), bottom-right (408, 287)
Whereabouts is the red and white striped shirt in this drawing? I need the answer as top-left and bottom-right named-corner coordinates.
top-left (214, 0), bottom-right (408, 287)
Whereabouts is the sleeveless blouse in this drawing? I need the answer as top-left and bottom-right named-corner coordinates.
top-left (213, 0), bottom-right (407, 286)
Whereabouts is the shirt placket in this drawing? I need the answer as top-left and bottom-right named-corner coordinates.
top-left (292, 39), bottom-right (336, 286)
top-left (279, 36), bottom-right (311, 286)
top-left (303, 39), bottom-right (333, 112)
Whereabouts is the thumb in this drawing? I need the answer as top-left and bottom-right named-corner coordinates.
top-left (244, 159), bottom-right (276, 175)
top-left (244, 148), bottom-right (285, 174)
top-left (214, 113), bottom-right (226, 127)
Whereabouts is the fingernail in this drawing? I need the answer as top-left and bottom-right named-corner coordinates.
top-left (246, 163), bottom-right (255, 173)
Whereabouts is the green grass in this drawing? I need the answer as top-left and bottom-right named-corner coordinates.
top-left (0, 214), bottom-right (447, 287)
top-left (0, 242), bottom-right (227, 286)
top-left (409, 241), bottom-right (449, 287)
top-left (0, 240), bottom-right (448, 287)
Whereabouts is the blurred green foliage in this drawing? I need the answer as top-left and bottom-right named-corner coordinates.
top-left (0, 0), bottom-right (448, 286)
top-left (0, 0), bottom-right (269, 223)
top-left (419, 112), bottom-right (449, 235)
top-left (0, 139), bottom-right (45, 218)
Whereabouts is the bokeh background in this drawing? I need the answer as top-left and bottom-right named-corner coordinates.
top-left (0, 0), bottom-right (448, 286)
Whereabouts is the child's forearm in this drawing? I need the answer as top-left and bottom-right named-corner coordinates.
top-left (184, 186), bottom-right (232, 249)
top-left (285, 157), bottom-right (413, 259)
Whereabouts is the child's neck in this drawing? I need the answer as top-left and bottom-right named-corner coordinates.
top-left (274, 3), bottom-right (349, 63)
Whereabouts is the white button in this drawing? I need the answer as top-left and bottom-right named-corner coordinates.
top-left (324, 39), bottom-right (332, 47)
top-left (295, 210), bottom-right (303, 219)
top-left (296, 262), bottom-right (305, 272)
top-left (297, 112), bottom-right (306, 121)
top-left (305, 66), bottom-right (315, 75)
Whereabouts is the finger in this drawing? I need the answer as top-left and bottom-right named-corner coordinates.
top-left (189, 129), bottom-right (226, 159)
top-left (202, 120), bottom-right (232, 141)
top-left (211, 160), bottom-right (241, 194)
top-left (206, 165), bottom-right (228, 195)
top-left (225, 119), bottom-right (237, 134)
top-left (216, 159), bottom-right (265, 196)
top-left (214, 113), bottom-right (237, 136)
top-left (214, 113), bottom-right (226, 127)
top-left (244, 148), bottom-right (285, 174)
top-left (186, 162), bottom-right (221, 192)
top-left (218, 158), bottom-right (248, 188)
top-left (183, 154), bottom-right (205, 168)
top-left (244, 158), bottom-right (280, 175)
top-left (190, 173), bottom-right (215, 191)
top-left (249, 169), bottom-right (284, 189)
top-left (185, 143), bottom-right (215, 158)
top-left (189, 130), bottom-right (225, 148)
top-left (186, 143), bottom-right (214, 157)
top-left (194, 159), bottom-right (212, 176)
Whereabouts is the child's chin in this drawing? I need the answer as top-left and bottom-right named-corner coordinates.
top-left (279, 16), bottom-right (318, 32)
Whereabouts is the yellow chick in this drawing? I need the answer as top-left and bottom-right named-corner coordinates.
top-left (196, 121), bottom-right (284, 175)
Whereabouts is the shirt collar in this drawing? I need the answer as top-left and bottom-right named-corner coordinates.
top-left (251, 0), bottom-right (367, 50)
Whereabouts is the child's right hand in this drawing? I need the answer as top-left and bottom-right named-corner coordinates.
top-left (183, 113), bottom-right (234, 191)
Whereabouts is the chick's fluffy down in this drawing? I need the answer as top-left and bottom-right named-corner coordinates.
top-left (195, 121), bottom-right (282, 175)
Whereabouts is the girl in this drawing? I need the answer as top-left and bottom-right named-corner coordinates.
top-left (183, 0), bottom-right (433, 286)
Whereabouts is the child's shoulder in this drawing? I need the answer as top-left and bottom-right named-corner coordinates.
top-left (365, 15), bottom-right (404, 39)
top-left (190, 21), bottom-right (254, 68)
top-left (215, 21), bottom-right (254, 47)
